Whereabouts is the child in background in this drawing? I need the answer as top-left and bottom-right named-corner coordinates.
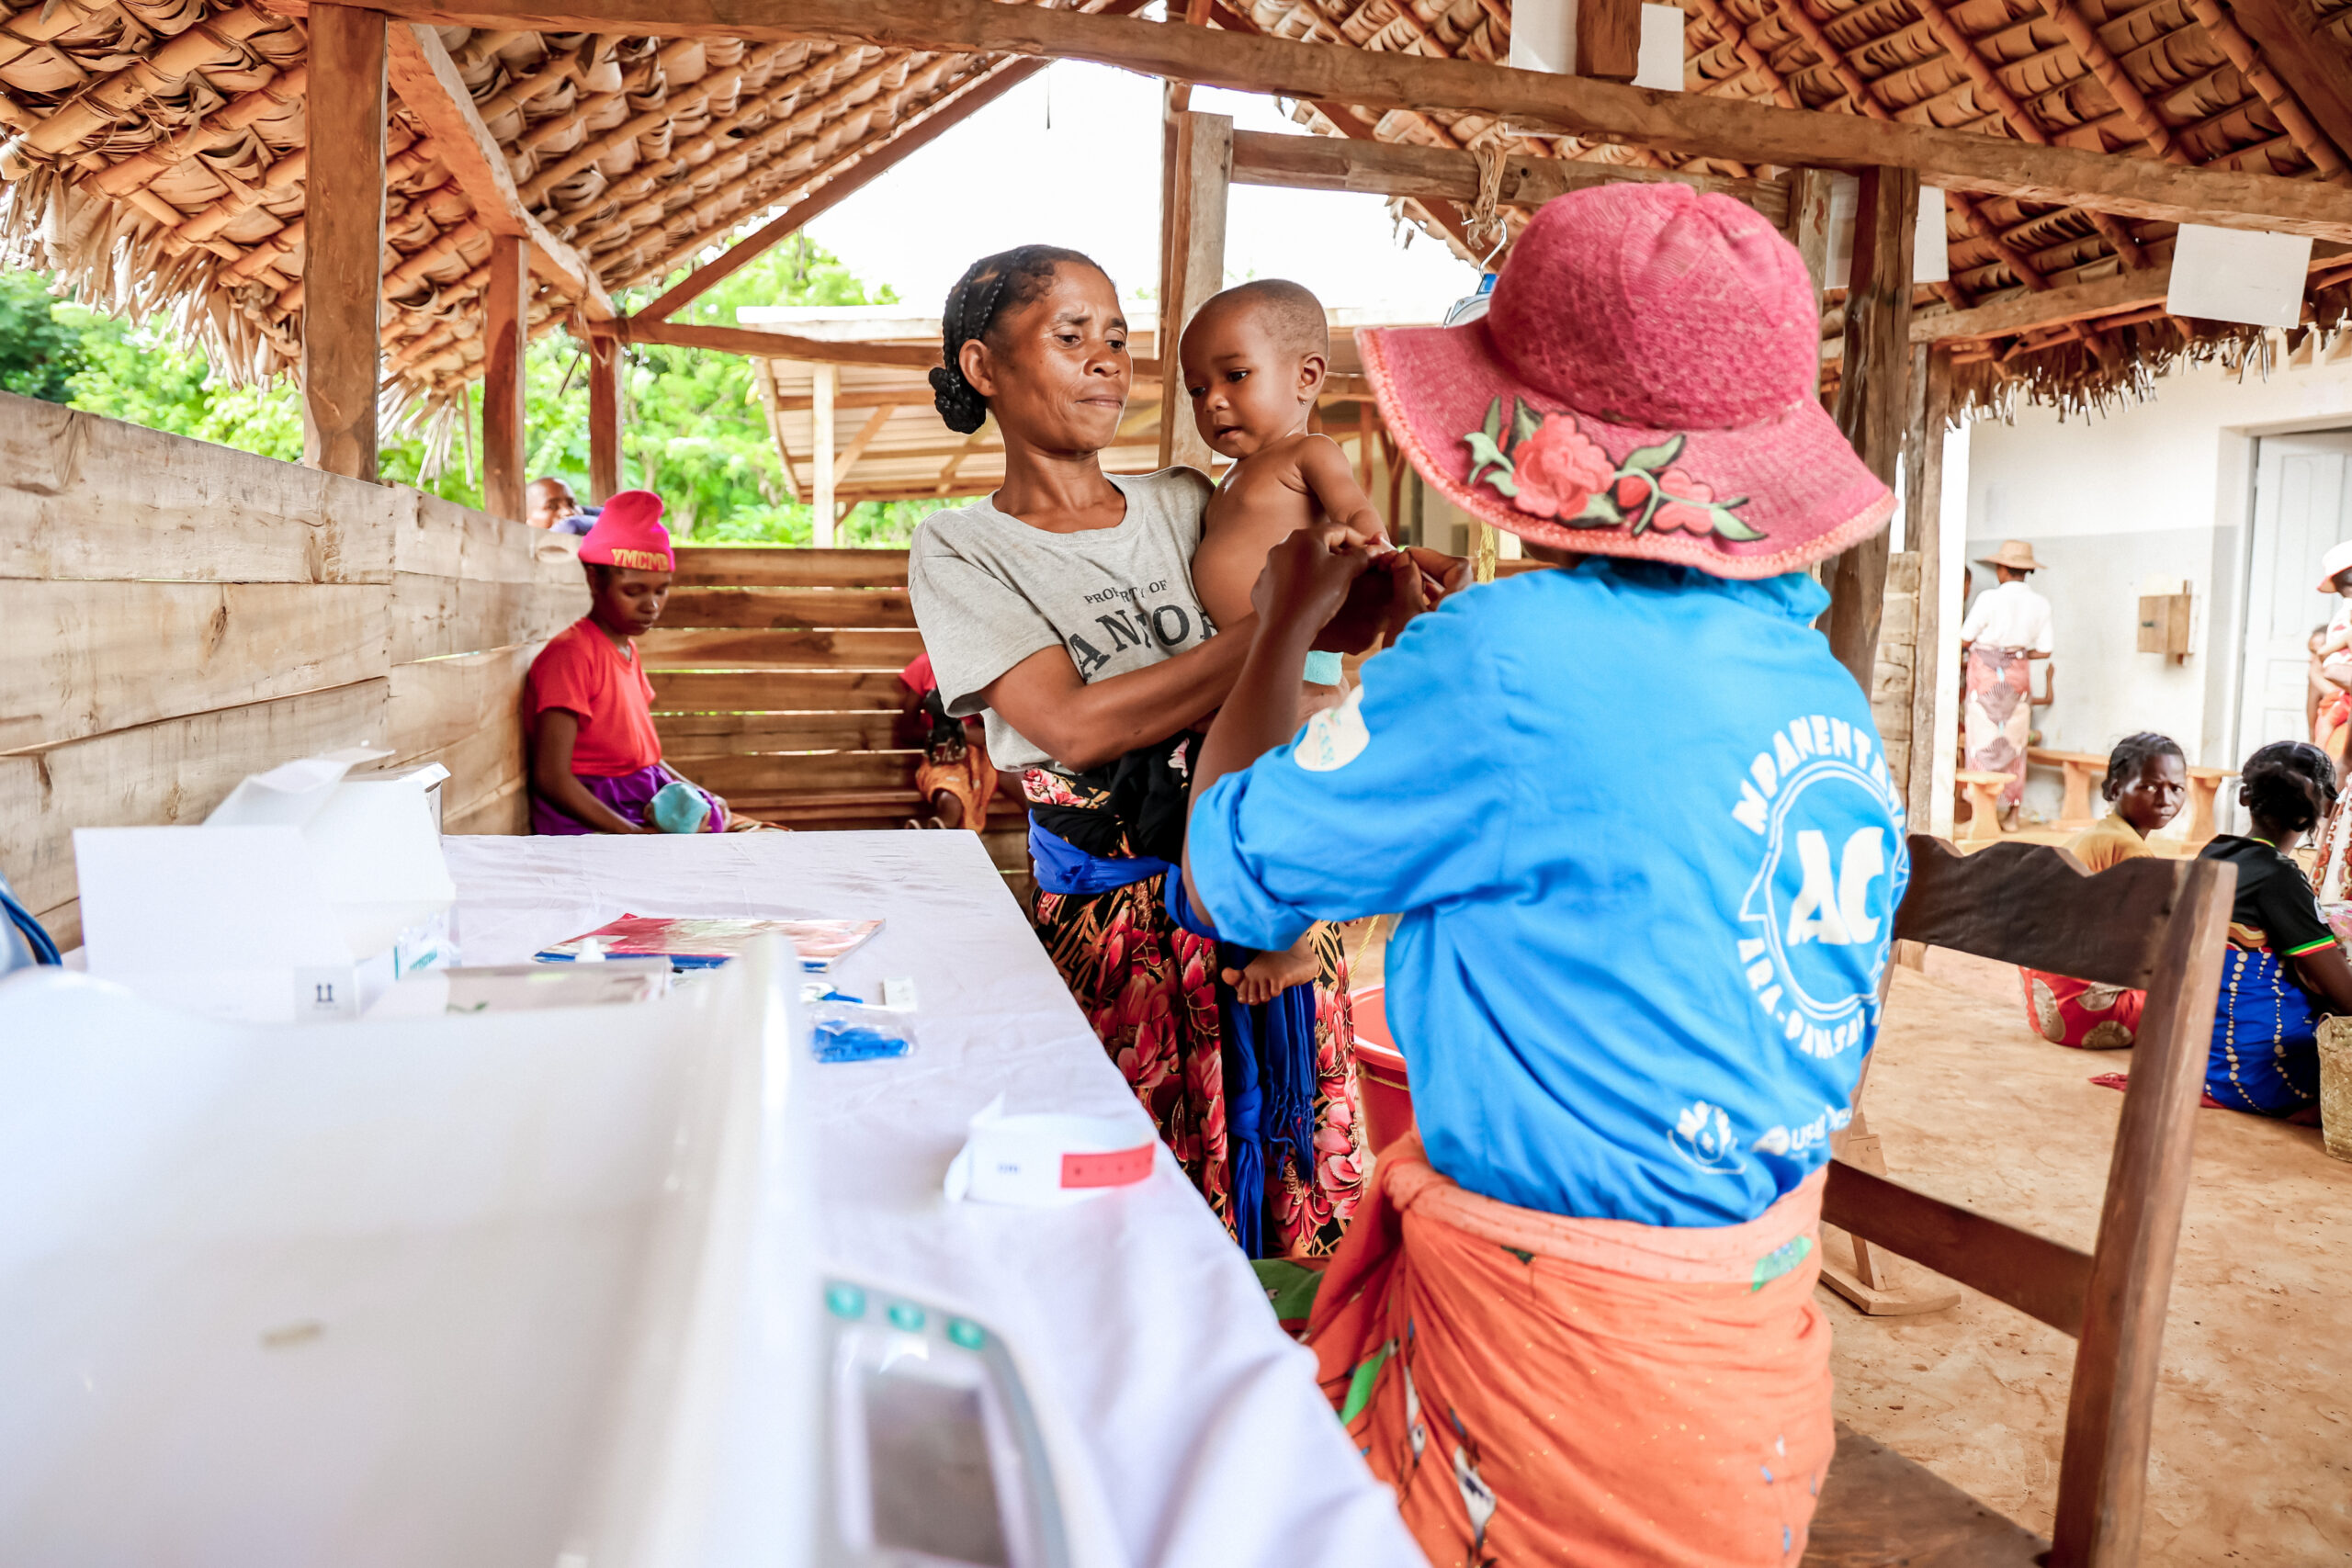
top-left (2019, 731), bottom-right (2187, 1048)
top-left (2200, 741), bottom-right (2352, 1116)
top-left (526, 491), bottom-right (736, 835)
top-left (1181, 278), bottom-right (1387, 1003)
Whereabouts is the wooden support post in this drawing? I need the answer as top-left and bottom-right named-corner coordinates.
top-left (587, 333), bottom-right (622, 502)
top-left (481, 232), bottom-right (528, 521)
top-left (1826, 166), bottom-right (1917, 693)
top-left (1790, 168), bottom-right (1834, 309)
top-left (1904, 345), bottom-right (1953, 833)
top-left (1578, 0), bottom-right (1642, 84)
top-left (812, 362), bottom-right (839, 547)
top-left (1157, 108), bottom-right (1231, 471)
top-left (300, 4), bottom-right (386, 481)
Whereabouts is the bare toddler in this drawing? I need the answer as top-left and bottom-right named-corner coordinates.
top-left (1180, 278), bottom-right (1387, 1003)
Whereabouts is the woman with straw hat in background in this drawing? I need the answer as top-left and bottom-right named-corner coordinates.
top-left (1179, 183), bottom-right (1902, 1566)
top-left (1959, 538), bottom-right (2054, 830)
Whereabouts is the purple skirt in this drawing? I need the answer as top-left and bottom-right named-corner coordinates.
top-left (531, 761), bottom-right (726, 835)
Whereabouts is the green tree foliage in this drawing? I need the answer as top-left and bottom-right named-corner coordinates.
top-left (2, 238), bottom-right (970, 546)
top-left (0, 270), bottom-right (90, 402)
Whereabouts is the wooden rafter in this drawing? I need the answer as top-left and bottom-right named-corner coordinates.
top-left (382, 20), bottom-right (614, 316)
top-left (347, 0), bottom-right (2352, 241)
top-left (639, 55), bottom-right (1045, 321)
top-left (2180, 0), bottom-right (2350, 179)
top-left (2222, 0), bottom-right (2352, 174)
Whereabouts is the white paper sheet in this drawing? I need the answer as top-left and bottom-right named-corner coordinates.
top-left (1634, 3), bottom-right (1684, 89)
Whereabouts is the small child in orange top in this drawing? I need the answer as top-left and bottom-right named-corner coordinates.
top-left (1181, 279), bottom-right (1388, 1002)
top-left (526, 490), bottom-right (734, 835)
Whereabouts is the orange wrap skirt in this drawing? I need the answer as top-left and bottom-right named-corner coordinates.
top-left (1308, 1134), bottom-right (1835, 1568)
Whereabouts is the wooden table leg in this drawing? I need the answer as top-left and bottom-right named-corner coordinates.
top-left (2061, 761), bottom-right (2096, 826)
top-left (1958, 773), bottom-right (2008, 842)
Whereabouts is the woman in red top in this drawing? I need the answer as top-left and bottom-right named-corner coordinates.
top-left (526, 491), bottom-right (731, 834)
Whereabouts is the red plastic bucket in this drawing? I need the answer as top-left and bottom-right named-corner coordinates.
top-left (1351, 985), bottom-right (1415, 1155)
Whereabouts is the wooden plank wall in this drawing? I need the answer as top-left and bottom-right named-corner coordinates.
top-left (0, 392), bottom-right (584, 948)
top-left (652, 547), bottom-right (1031, 891)
top-left (1872, 550), bottom-right (1921, 800)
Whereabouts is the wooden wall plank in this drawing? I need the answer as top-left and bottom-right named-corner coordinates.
top-left (0, 393), bottom-right (402, 585)
top-left (0, 581), bottom-right (390, 751)
top-left (650, 669), bottom-right (913, 710)
top-left (672, 547), bottom-right (910, 588)
top-left (0, 680), bottom-right (391, 943)
top-left (399, 695), bottom-right (529, 827)
top-left (386, 642), bottom-right (543, 760)
top-left (398, 490), bottom-right (584, 582)
top-left (660, 587), bottom-right (917, 629)
top-left (656, 709), bottom-right (911, 755)
top-left (687, 750), bottom-right (924, 795)
top-left (391, 574), bottom-right (582, 664)
top-left (637, 626), bottom-right (926, 667)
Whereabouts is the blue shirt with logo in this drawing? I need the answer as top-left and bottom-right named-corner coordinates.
top-left (1186, 558), bottom-right (1907, 1227)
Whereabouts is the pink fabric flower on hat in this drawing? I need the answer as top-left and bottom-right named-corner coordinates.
top-left (1510, 415), bottom-right (1614, 521)
top-left (1652, 468), bottom-right (1719, 534)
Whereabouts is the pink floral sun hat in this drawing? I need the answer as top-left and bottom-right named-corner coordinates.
top-left (1361, 182), bottom-right (1893, 579)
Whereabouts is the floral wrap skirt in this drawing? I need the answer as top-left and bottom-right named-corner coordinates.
top-left (1963, 645), bottom-right (2033, 811)
top-left (1024, 768), bottom-right (1366, 1257)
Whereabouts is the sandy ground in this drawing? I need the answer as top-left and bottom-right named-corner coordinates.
top-left (1838, 958), bottom-right (2352, 1562)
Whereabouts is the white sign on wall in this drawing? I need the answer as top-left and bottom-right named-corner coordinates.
top-left (1634, 4), bottom-right (1684, 90)
top-left (2166, 224), bottom-right (2312, 328)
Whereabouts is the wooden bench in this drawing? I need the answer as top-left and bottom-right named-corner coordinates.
top-left (1955, 769), bottom-right (2014, 841)
top-left (2028, 746), bottom-right (2107, 827)
top-left (1804, 837), bottom-right (2233, 1567)
top-left (650, 546), bottom-right (1030, 893)
top-left (2028, 749), bottom-right (2236, 846)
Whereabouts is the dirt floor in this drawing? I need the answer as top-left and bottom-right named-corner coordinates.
top-left (1841, 955), bottom-right (2352, 1562)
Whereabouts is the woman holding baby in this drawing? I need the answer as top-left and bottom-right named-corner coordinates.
top-left (903, 244), bottom-right (1375, 1261)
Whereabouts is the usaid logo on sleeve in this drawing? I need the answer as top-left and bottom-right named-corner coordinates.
top-left (1729, 713), bottom-right (1909, 1059)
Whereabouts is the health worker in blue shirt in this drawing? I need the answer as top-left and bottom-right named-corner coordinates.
top-left (1180, 182), bottom-right (1905, 1568)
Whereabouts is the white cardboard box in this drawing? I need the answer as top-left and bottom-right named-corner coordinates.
top-left (75, 754), bottom-right (456, 1023)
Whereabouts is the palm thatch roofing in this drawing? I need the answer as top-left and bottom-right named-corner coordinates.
top-left (7, 0), bottom-right (2352, 423)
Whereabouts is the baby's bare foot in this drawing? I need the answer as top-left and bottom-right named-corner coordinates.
top-left (1223, 946), bottom-right (1318, 1006)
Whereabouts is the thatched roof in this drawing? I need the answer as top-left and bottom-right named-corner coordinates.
top-left (7, 0), bottom-right (2352, 419)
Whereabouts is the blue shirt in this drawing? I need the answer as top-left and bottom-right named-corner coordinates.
top-left (1187, 558), bottom-right (1906, 1227)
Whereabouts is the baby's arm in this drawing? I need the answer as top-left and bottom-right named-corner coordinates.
top-left (2325, 623), bottom-right (2352, 656)
top-left (1293, 434), bottom-right (1386, 543)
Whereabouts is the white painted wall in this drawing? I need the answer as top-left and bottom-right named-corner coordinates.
top-left (1963, 341), bottom-right (2352, 821)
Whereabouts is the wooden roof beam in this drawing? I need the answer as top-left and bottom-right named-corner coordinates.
top-left (383, 21), bottom-right (614, 318)
top-left (356, 0), bottom-right (2352, 240)
top-left (1229, 128), bottom-right (1793, 227)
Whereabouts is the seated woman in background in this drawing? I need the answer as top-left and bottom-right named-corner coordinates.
top-left (2020, 732), bottom-right (2186, 1049)
top-left (526, 491), bottom-right (735, 835)
top-left (2200, 741), bottom-right (2352, 1116)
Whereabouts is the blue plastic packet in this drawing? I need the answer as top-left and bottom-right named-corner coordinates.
top-left (810, 999), bottom-right (915, 1064)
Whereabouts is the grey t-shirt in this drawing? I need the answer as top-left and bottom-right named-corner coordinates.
top-left (907, 468), bottom-right (1217, 772)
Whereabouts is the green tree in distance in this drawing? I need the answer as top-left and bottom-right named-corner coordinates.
top-left (11, 237), bottom-right (969, 547)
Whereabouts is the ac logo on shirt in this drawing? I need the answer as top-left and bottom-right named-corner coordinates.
top-left (1729, 713), bottom-right (1908, 1059)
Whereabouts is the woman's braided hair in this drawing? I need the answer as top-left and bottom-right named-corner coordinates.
top-left (930, 244), bottom-right (1104, 434)
top-left (2102, 731), bottom-right (2184, 799)
top-left (2241, 739), bottom-right (2337, 835)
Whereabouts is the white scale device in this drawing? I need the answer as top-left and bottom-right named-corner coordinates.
top-left (0, 940), bottom-right (1084, 1568)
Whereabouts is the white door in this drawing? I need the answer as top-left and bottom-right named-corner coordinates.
top-left (2237, 432), bottom-right (2352, 768)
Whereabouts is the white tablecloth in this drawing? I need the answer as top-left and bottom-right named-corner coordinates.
top-left (442, 831), bottom-right (1422, 1568)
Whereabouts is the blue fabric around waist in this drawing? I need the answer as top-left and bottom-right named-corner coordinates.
top-left (1302, 649), bottom-right (1343, 685)
top-left (1026, 815), bottom-right (1172, 896)
top-left (1165, 872), bottom-right (1317, 1258)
